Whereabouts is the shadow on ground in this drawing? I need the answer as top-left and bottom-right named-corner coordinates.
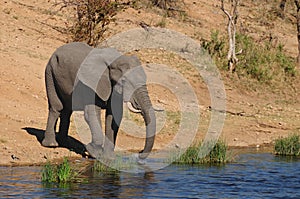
top-left (23, 127), bottom-right (88, 157)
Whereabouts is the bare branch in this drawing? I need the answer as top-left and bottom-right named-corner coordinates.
top-left (220, 0), bottom-right (240, 72)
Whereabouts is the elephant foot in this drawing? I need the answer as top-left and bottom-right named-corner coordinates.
top-left (102, 149), bottom-right (116, 161)
top-left (86, 143), bottom-right (103, 160)
top-left (42, 134), bottom-right (58, 147)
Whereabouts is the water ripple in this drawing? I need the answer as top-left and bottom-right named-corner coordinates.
top-left (0, 153), bottom-right (300, 198)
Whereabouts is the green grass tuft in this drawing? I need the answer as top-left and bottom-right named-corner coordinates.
top-left (57, 158), bottom-right (73, 182)
top-left (171, 140), bottom-right (231, 165)
top-left (42, 161), bottom-right (57, 183)
top-left (41, 158), bottom-right (77, 183)
top-left (275, 134), bottom-right (300, 156)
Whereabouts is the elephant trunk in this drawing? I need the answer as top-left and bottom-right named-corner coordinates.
top-left (133, 85), bottom-right (156, 160)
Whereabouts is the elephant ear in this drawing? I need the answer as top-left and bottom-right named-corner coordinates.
top-left (76, 48), bottom-right (121, 101)
top-left (109, 55), bottom-right (146, 102)
top-left (109, 55), bottom-right (131, 83)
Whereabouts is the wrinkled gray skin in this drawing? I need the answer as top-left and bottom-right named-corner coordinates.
top-left (41, 42), bottom-right (156, 160)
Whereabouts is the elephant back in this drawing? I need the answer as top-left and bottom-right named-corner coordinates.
top-left (51, 42), bottom-right (93, 96)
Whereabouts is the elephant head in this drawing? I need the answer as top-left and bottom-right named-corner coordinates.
top-left (75, 48), bottom-right (156, 159)
top-left (109, 55), bottom-right (156, 159)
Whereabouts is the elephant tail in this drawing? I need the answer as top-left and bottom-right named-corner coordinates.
top-left (45, 55), bottom-right (63, 112)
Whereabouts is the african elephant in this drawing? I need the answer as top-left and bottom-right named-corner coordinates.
top-left (41, 42), bottom-right (156, 160)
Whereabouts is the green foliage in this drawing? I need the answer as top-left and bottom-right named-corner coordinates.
top-left (201, 30), bottom-right (226, 60)
top-left (208, 140), bottom-right (228, 163)
top-left (174, 143), bottom-right (201, 164)
top-left (57, 158), bottom-right (73, 182)
top-left (42, 158), bottom-right (77, 183)
top-left (42, 161), bottom-right (57, 183)
top-left (236, 34), bottom-right (296, 82)
top-left (275, 134), bottom-right (300, 156)
top-left (171, 140), bottom-right (231, 165)
top-left (54, 0), bottom-right (120, 46)
top-left (202, 31), bottom-right (297, 83)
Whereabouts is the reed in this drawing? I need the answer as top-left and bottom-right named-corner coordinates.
top-left (42, 158), bottom-right (77, 183)
top-left (171, 140), bottom-right (231, 164)
top-left (274, 134), bottom-right (300, 156)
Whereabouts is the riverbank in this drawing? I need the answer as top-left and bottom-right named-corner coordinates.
top-left (1, 0), bottom-right (299, 166)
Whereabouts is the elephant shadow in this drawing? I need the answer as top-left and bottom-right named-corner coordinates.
top-left (23, 127), bottom-right (88, 157)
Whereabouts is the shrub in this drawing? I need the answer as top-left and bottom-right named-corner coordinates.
top-left (202, 31), bottom-right (297, 83)
top-left (54, 0), bottom-right (120, 46)
top-left (275, 134), bottom-right (300, 156)
top-left (236, 34), bottom-right (296, 82)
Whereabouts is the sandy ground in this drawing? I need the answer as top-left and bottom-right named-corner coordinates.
top-left (0, 0), bottom-right (299, 166)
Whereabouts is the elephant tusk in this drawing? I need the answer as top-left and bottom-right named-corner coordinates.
top-left (153, 105), bottom-right (164, 112)
top-left (127, 102), bottom-right (142, 113)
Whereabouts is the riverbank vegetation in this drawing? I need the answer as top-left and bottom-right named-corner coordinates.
top-left (274, 134), bottom-right (300, 156)
top-left (202, 31), bottom-right (296, 84)
top-left (41, 155), bottom-right (137, 183)
top-left (170, 140), bottom-right (232, 165)
top-left (42, 158), bottom-right (77, 183)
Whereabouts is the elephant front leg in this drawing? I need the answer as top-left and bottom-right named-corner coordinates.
top-left (84, 104), bottom-right (104, 159)
top-left (42, 109), bottom-right (60, 147)
top-left (104, 114), bottom-right (120, 158)
top-left (104, 95), bottom-right (123, 159)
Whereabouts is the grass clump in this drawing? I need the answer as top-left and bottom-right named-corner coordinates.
top-left (42, 158), bottom-right (77, 183)
top-left (275, 134), bottom-right (300, 156)
top-left (171, 140), bottom-right (231, 165)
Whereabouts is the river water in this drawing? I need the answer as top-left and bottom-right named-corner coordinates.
top-left (1, 152), bottom-right (300, 198)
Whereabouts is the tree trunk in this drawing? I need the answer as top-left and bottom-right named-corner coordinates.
top-left (221, 0), bottom-right (239, 73)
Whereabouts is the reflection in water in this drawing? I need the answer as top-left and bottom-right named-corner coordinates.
top-left (1, 153), bottom-right (300, 198)
top-left (40, 162), bottom-right (157, 198)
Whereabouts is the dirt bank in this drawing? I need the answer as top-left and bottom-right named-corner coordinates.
top-left (0, 0), bottom-right (299, 166)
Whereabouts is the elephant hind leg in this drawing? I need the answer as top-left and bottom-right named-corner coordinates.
top-left (56, 109), bottom-right (72, 146)
top-left (42, 59), bottom-right (63, 147)
top-left (42, 109), bottom-right (60, 147)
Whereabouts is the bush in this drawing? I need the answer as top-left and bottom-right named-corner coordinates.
top-left (236, 34), bottom-right (296, 82)
top-left (202, 31), bottom-right (297, 83)
top-left (275, 134), bottom-right (300, 156)
top-left (54, 0), bottom-right (120, 46)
